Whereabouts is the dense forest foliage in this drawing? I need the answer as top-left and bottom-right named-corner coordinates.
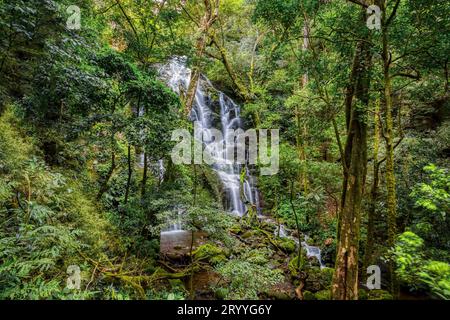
top-left (0, 0), bottom-right (449, 300)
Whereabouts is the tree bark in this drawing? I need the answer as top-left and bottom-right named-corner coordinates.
top-left (364, 99), bottom-right (381, 271)
top-left (97, 147), bottom-right (116, 200)
top-left (141, 152), bottom-right (148, 199)
top-left (211, 34), bottom-right (251, 101)
top-left (124, 145), bottom-right (132, 204)
top-left (332, 21), bottom-right (372, 299)
top-left (381, 0), bottom-right (398, 294)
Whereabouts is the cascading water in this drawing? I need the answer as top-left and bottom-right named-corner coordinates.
top-left (161, 207), bottom-right (184, 234)
top-left (301, 236), bottom-right (325, 269)
top-left (272, 223), bottom-right (325, 268)
top-left (158, 57), bottom-right (261, 217)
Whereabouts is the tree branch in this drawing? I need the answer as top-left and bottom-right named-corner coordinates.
top-left (386, 0), bottom-right (401, 27)
top-left (346, 0), bottom-right (369, 8)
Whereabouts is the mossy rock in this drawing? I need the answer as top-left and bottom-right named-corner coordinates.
top-left (303, 290), bottom-right (316, 300)
top-left (264, 281), bottom-right (295, 300)
top-left (367, 289), bottom-right (393, 300)
top-left (304, 267), bottom-right (333, 292)
top-left (265, 289), bottom-right (292, 300)
top-left (229, 224), bottom-right (243, 234)
top-left (276, 238), bottom-right (297, 253)
top-left (214, 287), bottom-right (229, 300)
top-left (193, 243), bottom-right (227, 265)
top-left (241, 230), bottom-right (257, 239)
top-left (315, 289), bottom-right (331, 300)
top-left (260, 221), bottom-right (276, 232)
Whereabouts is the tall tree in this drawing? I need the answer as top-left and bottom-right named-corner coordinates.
top-left (332, 8), bottom-right (373, 300)
top-left (380, 0), bottom-right (401, 293)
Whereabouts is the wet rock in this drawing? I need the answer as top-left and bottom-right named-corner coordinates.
top-left (190, 270), bottom-right (221, 299)
top-left (160, 231), bottom-right (209, 258)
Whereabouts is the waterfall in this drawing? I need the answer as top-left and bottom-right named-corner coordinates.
top-left (158, 57), bottom-right (261, 217)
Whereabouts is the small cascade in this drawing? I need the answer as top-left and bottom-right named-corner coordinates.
top-left (148, 159), bottom-right (165, 183)
top-left (158, 159), bottom-right (165, 183)
top-left (269, 220), bottom-right (325, 269)
top-left (161, 207), bottom-right (184, 234)
top-left (301, 237), bottom-right (325, 269)
top-left (273, 224), bottom-right (288, 238)
top-left (138, 153), bottom-right (145, 168)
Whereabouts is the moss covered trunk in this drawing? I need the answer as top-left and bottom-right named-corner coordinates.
top-left (364, 100), bottom-right (381, 270)
top-left (332, 24), bottom-right (372, 300)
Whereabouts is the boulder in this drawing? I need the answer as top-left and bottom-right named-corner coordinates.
top-left (304, 267), bottom-right (334, 292)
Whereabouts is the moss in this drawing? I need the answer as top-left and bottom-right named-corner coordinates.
top-left (193, 243), bottom-right (227, 265)
top-left (315, 289), bottom-right (331, 300)
top-left (276, 238), bottom-right (297, 253)
top-left (241, 230), bottom-right (257, 239)
top-left (304, 267), bottom-right (334, 292)
top-left (229, 224), bottom-right (243, 234)
top-left (358, 288), bottom-right (368, 300)
top-left (214, 287), bottom-right (228, 300)
top-left (288, 254), bottom-right (307, 276)
top-left (243, 249), bottom-right (270, 265)
top-left (265, 288), bottom-right (292, 300)
top-left (367, 289), bottom-right (393, 300)
top-left (303, 290), bottom-right (316, 300)
top-left (168, 279), bottom-right (185, 290)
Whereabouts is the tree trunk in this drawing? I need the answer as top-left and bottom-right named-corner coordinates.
top-left (290, 180), bottom-right (304, 270)
top-left (332, 25), bottom-right (372, 300)
top-left (364, 100), bottom-right (381, 271)
top-left (141, 152), bottom-right (148, 199)
top-left (124, 145), bottom-right (132, 204)
top-left (97, 134), bottom-right (116, 200)
top-left (211, 34), bottom-right (250, 101)
top-left (381, 0), bottom-right (398, 294)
